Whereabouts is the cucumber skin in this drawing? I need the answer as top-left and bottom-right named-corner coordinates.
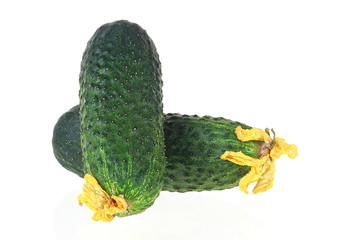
top-left (164, 114), bottom-right (257, 192)
top-left (52, 106), bottom-right (83, 177)
top-left (78, 20), bottom-right (165, 216)
top-left (53, 106), bottom-right (262, 192)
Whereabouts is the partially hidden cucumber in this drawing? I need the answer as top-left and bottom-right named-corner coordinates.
top-left (78, 20), bottom-right (165, 219)
top-left (53, 105), bottom-right (264, 192)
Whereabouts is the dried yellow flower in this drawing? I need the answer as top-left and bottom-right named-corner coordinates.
top-left (220, 151), bottom-right (268, 167)
top-left (78, 174), bottom-right (128, 222)
top-left (235, 126), bottom-right (272, 143)
top-left (221, 126), bottom-right (298, 194)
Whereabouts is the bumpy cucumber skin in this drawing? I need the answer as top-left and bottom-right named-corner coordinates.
top-left (52, 106), bottom-right (84, 178)
top-left (79, 20), bottom-right (165, 217)
top-left (163, 114), bottom-right (258, 192)
top-left (53, 106), bottom-right (264, 192)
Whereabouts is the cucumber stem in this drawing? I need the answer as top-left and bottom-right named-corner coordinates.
top-left (264, 128), bottom-right (277, 149)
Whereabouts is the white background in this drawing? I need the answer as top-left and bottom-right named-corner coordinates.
top-left (1, 1), bottom-right (338, 239)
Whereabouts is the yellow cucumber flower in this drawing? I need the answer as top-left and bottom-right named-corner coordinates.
top-left (220, 126), bottom-right (298, 194)
top-left (78, 174), bottom-right (128, 222)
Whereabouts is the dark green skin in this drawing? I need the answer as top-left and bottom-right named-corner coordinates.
top-left (78, 20), bottom-right (165, 217)
top-left (52, 106), bottom-right (83, 177)
top-left (53, 106), bottom-right (263, 192)
top-left (163, 114), bottom-right (259, 192)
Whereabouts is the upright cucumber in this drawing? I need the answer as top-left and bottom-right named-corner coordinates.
top-left (53, 105), bottom-right (261, 192)
top-left (78, 20), bottom-right (165, 219)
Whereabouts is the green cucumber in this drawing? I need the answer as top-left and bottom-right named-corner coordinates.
top-left (53, 105), bottom-right (264, 192)
top-left (163, 113), bottom-right (258, 192)
top-left (52, 106), bottom-right (83, 177)
top-left (78, 20), bottom-right (165, 217)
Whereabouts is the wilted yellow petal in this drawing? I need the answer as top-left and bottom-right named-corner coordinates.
top-left (253, 159), bottom-right (275, 194)
top-left (221, 126), bottom-right (298, 194)
top-left (270, 137), bottom-right (298, 160)
top-left (239, 166), bottom-right (263, 194)
top-left (221, 151), bottom-right (268, 167)
top-left (78, 175), bottom-right (111, 211)
top-left (235, 126), bottom-right (272, 143)
top-left (92, 210), bottom-right (114, 222)
top-left (78, 174), bottom-right (128, 222)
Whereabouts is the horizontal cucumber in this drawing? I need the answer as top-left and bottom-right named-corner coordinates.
top-left (52, 105), bottom-right (83, 177)
top-left (53, 105), bottom-right (265, 192)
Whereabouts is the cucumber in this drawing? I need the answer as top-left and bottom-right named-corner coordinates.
top-left (52, 106), bottom-right (83, 177)
top-left (53, 105), bottom-right (265, 192)
top-left (78, 20), bottom-right (165, 217)
top-left (163, 113), bottom-right (258, 192)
